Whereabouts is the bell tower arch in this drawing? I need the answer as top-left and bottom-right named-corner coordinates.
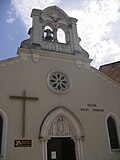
top-left (39, 106), bottom-right (85, 160)
top-left (26, 6), bottom-right (89, 58)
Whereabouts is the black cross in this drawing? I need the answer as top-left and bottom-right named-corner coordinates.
top-left (9, 90), bottom-right (39, 137)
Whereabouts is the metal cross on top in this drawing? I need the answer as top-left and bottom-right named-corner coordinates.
top-left (9, 90), bottom-right (39, 137)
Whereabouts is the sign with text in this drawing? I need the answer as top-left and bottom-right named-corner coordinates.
top-left (14, 139), bottom-right (32, 147)
top-left (80, 104), bottom-right (104, 112)
top-left (51, 151), bottom-right (57, 159)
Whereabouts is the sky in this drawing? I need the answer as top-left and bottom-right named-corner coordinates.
top-left (0, 0), bottom-right (120, 69)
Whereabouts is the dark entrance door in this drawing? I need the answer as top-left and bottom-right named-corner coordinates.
top-left (47, 137), bottom-right (76, 160)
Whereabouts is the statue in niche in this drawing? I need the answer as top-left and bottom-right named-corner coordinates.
top-left (57, 116), bottom-right (68, 136)
top-left (48, 116), bottom-right (74, 137)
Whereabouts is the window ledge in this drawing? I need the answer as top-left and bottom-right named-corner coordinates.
top-left (111, 149), bottom-right (120, 152)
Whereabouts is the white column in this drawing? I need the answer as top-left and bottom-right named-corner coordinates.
top-left (40, 138), bottom-right (49, 160)
top-left (72, 138), bottom-right (79, 160)
top-left (66, 30), bottom-right (70, 44)
top-left (73, 137), bottom-right (84, 160)
top-left (40, 138), bottom-right (45, 160)
top-left (53, 29), bottom-right (58, 42)
top-left (70, 18), bottom-right (81, 54)
top-left (79, 137), bottom-right (85, 160)
top-left (31, 9), bottom-right (41, 46)
top-left (45, 138), bottom-right (48, 160)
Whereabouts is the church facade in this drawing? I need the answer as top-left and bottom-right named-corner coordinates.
top-left (0, 6), bottom-right (120, 160)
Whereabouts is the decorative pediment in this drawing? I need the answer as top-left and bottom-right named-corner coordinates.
top-left (43, 6), bottom-right (69, 22)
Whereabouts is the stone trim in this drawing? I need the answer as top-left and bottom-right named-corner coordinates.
top-left (0, 109), bottom-right (8, 160)
top-left (39, 106), bottom-right (85, 160)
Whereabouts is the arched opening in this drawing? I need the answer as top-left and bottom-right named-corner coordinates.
top-left (57, 29), bottom-right (66, 43)
top-left (0, 109), bottom-right (7, 158)
top-left (0, 115), bottom-right (3, 155)
top-left (39, 106), bottom-right (85, 160)
top-left (44, 26), bottom-right (53, 41)
top-left (107, 116), bottom-right (120, 150)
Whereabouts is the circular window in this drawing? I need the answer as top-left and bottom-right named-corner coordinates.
top-left (48, 71), bottom-right (71, 93)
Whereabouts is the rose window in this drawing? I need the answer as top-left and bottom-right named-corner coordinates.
top-left (48, 72), bottom-right (70, 93)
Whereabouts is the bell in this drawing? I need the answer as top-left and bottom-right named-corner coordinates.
top-left (44, 29), bottom-right (53, 41)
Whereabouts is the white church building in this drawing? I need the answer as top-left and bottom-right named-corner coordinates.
top-left (0, 6), bottom-right (120, 160)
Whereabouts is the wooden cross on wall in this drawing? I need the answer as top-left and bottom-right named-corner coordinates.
top-left (9, 90), bottom-right (39, 137)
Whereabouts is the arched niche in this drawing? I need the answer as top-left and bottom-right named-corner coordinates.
top-left (57, 28), bottom-right (66, 43)
top-left (106, 112), bottom-right (120, 151)
top-left (39, 106), bottom-right (84, 138)
top-left (39, 106), bottom-right (85, 160)
top-left (56, 24), bottom-right (70, 44)
top-left (0, 109), bottom-right (7, 159)
top-left (43, 26), bottom-right (54, 41)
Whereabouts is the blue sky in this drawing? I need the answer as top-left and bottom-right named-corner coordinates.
top-left (0, 0), bottom-right (28, 59)
top-left (0, 0), bottom-right (120, 68)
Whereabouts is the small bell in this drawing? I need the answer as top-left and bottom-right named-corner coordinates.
top-left (44, 29), bottom-right (53, 41)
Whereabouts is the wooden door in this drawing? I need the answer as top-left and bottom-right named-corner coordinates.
top-left (47, 137), bottom-right (76, 160)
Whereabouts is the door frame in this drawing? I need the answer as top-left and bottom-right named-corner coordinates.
top-left (39, 106), bottom-right (85, 160)
top-left (47, 137), bottom-right (76, 160)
